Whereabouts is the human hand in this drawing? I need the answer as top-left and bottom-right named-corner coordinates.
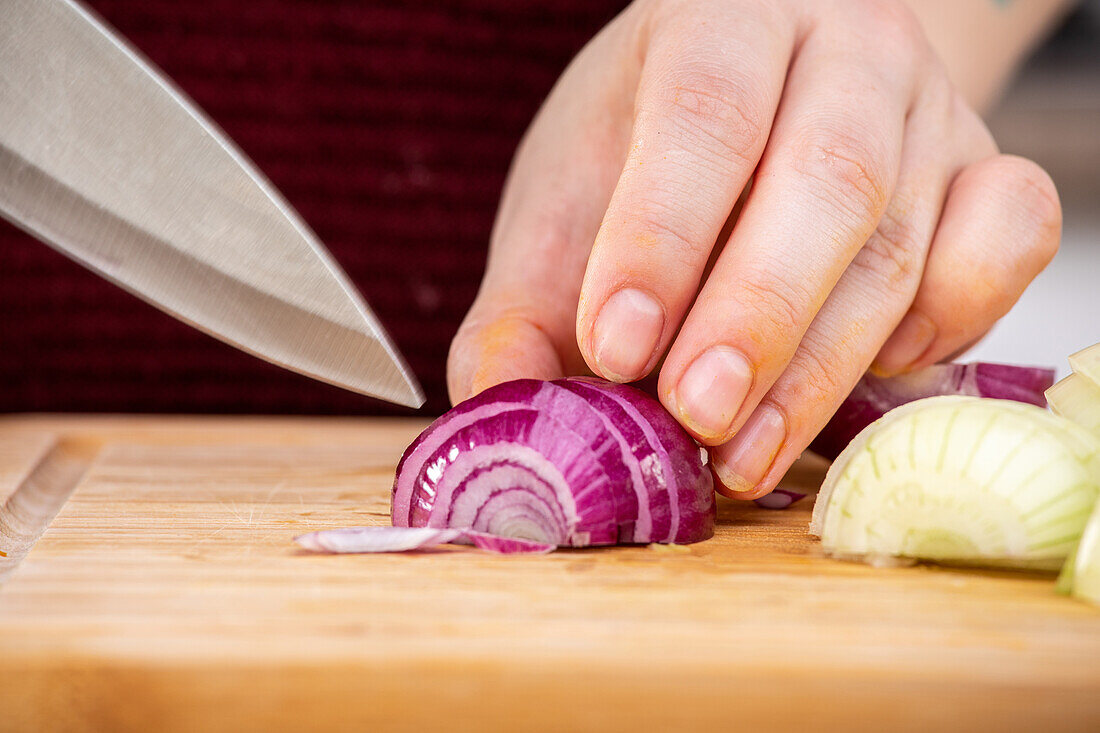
top-left (447, 0), bottom-right (1061, 499)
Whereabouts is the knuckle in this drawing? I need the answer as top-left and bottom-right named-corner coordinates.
top-left (850, 206), bottom-right (924, 294)
top-left (773, 347), bottom-right (847, 435)
top-left (793, 131), bottom-right (890, 227)
top-left (914, 68), bottom-right (957, 126)
top-left (951, 94), bottom-right (998, 154)
top-left (651, 63), bottom-right (768, 167)
top-left (851, 0), bottom-right (926, 61)
top-left (736, 275), bottom-right (809, 348)
top-left (797, 348), bottom-right (846, 405)
top-left (879, 3), bottom-right (925, 52)
top-left (629, 194), bottom-right (712, 256)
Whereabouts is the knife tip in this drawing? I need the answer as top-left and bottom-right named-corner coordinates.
top-left (395, 384), bottom-right (427, 410)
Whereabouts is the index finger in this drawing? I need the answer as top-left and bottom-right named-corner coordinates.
top-left (574, 2), bottom-right (794, 384)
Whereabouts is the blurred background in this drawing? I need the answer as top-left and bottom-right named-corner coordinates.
top-left (969, 2), bottom-right (1100, 375)
top-left (0, 0), bottom-right (1097, 414)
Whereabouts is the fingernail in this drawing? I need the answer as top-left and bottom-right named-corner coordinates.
top-left (711, 404), bottom-right (787, 496)
top-left (592, 289), bottom-right (664, 382)
top-left (871, 311), bottom-right (937, 377)
top-left (674, 347), bottom-right (754, 441)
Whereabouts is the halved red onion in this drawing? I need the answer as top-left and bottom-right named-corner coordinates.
top-left (810, 362), bottom-right (1055, 461)
top-left (298, 377), bottom-right (715, 554)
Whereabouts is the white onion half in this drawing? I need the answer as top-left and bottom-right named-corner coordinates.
top-left (811, 396), bottom-right (1100, 570)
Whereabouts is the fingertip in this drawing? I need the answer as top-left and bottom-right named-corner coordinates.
top-left (951, 154), bottom-right (1062, 273)
top-left (992, 154), bottom-right (1062, 265)
top-left (708, 403), bottom-right (787, 497)
top-left (585, 287), bottom-right (665, 383)
top-left (711, 464), bottom-right (755, 499)
top-left (710, 461), bottom-right (774, 501)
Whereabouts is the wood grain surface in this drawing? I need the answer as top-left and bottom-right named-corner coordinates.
top-left (1, 414), bottom-right (1098, 733)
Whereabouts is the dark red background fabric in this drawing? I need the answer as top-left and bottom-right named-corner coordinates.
top-left (0, 0), bottom-right (626, 415)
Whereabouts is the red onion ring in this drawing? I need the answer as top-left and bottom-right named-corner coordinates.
top-left (810, 362), bottom-right (1055, 461)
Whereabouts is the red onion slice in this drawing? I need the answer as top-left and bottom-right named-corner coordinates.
top-left (295, 526), bottom-right (555, 554)
top-left (753, 489), bottom-right (807, 510)
top-left (296, 527), bottom-right (464, 553)
top-left (810, 362), bottom-right (1055, 461)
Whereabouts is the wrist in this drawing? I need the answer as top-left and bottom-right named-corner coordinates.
top-left (903, 0), bottom-right (1074, 112)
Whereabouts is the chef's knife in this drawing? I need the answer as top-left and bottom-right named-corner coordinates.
top-left (0, 0), bottom-right (424, 408)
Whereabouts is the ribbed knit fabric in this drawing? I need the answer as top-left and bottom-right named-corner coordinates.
top-left (0, 0), bottom-right (626, 415)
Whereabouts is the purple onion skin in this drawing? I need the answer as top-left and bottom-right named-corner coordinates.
top-left (753, 490), bottom-right (807, 510)
top-left (391, 377), bottom-right (716, 548)
top-left (810, 361), bottom-right (1055, 460)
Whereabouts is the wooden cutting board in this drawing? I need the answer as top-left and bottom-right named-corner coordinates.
top-left (1, 414), bottom-right (1098, 733)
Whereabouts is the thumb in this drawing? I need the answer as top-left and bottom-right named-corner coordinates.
top-left (447, 310), bottom-right (570, 404)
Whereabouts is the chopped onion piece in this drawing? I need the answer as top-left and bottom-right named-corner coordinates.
top-left (1062, 498), bottom-right (1100, 605)
top-left (811, 362), bottom-right (1055, 460)
top-left (1069, 342), bottom-right (1100, 391)
top-left (811, 396), bottom-right (1100, 570)
top-left (1046, 373), bottom-right (1100, 439)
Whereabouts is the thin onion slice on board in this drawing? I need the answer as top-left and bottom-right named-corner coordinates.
top-left (295, 527), bottom-right (555, 554)
top-left (810, 362), bottom-right (1055, 461)
top-left (298, 377), bottom-right (715, 554)
top-left (753, 489), bottom-right (807, 510)
top-left (1047, 373), bottom-right (1100, 439)
top-left (810, 396), bottom-right (1100, 570)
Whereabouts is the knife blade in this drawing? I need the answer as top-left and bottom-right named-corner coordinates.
top-left (0, 0), bottom-right (424, 408)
